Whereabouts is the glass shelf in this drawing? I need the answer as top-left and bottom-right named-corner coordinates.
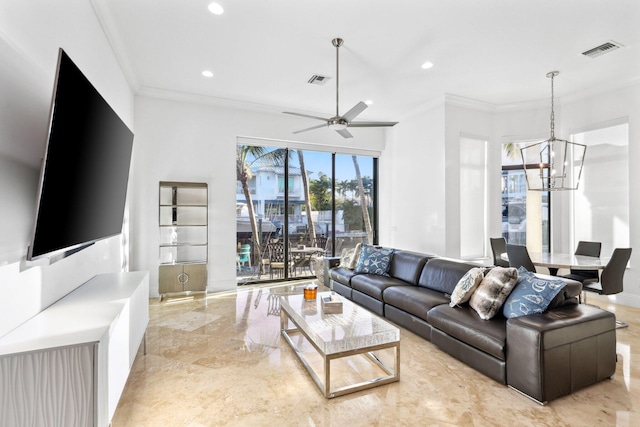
top-left (159, 245), bottom-right (207, 265)
top-left (159, 225), bottom-right (207, 245)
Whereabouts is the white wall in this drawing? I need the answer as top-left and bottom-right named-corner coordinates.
top-left (130, 94), bottom-right (385, 296)
top-left (561, 84), bottom-right (640, 308)
top-left (0, 1), bottom-right (135, 337)
top-left (380, 96), bottom-right (494, 258)
top-left (379, 98), bottom-right (446, 255)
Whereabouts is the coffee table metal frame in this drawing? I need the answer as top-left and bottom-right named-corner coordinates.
top-left (279, 293), bottom-right (400, 398)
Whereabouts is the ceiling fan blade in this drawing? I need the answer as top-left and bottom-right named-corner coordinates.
top-left (335, 128), bottom-right (353, 138)
top-left (341, 101), bottom-right (368, 122)
top-left (283, 111), bottom-right (329, 122)
top-left (293, 123), bottom-right (327, 134)
top-left (348, 121), bottom-right (399, 127)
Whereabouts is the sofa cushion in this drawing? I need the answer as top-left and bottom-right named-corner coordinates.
top-left (418, 258), bottom-right (481, 295)
top-left (354, 245), bottom-right (394, 276)
top-left (388, 250), bottom-right (433, 285)
top-left (329, 266), bottom-right (358, 287)
top-left (449, 267), bottom-right (484, 307)
top-left (503, 267), bottom-right (566, 318)
top-left (383, 285), bottom-right (449, 321)
top-left (469, 267), bottom-right (518, 320)
top-left (350, 274), bottom-right (407, 300)
top-left (427, 305), bottom-right (507, 361)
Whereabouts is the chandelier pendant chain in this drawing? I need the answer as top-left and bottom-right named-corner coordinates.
top-left (550, 73), bottom-right (555, 140)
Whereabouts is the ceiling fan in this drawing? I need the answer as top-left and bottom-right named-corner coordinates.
top-left (283, 38), bottom-right (398, 139)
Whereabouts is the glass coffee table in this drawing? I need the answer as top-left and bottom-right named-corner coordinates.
top-left (280, 291), bottom-right (400, 398)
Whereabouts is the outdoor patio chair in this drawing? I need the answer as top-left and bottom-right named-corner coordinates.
top-left (237, 244), bottom-right (251, 271)
top-left (267, 241), bottom-right (292, 278)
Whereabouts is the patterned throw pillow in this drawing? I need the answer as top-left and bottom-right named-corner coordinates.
top-left (347, 243), bottom-right (362, 269)
top-left (449, 267), bottom-right (485, 307)
top-left (502, 267), bottom-right (566, 318)
top-left (354, 245), bottom-right (394, 276)
top-left (339, 243), bottom-right (363, 270)
top-left (339, 247), bottom-right (357, 269)
top-left (469, 267), bottom-right (518, 320)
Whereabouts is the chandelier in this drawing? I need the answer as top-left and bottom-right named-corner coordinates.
top-left (520, 71), bottom-right (587, 191)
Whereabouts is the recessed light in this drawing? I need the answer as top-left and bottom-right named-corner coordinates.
top-left (365, 100), bottom-right (374, 105)
top-left (202, 70), bottom-right (214, 78)
top-left (421, 61), bottom-right (434, 70)
top-left (208, 2), bottom-right (224, 15)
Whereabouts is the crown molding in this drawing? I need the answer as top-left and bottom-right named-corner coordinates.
top-left (136, 86), bottom-right (296, 115)
top-left (444, 94), bottom-right (497, 112)
top-left (90, 0), bottom-right (139, 91)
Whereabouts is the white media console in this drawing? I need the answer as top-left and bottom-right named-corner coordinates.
top-left (0, 271), bottom-right (149, 427)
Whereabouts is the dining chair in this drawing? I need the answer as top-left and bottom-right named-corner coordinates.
top-left (505, 244), bottom-right (536, 272)
top-left (312, 236), bottom-right (328, 255)
top-left (560, 241), bottom-right (602, 283)
top-left (582, 248), bottom-right (632, 328)
top-left (490, 237), bottom-right (510, 268)
top-left (267, 241), bottom-right (292, 278)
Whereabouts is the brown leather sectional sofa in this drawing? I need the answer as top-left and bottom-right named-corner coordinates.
top-left (328, 249), bottom-right (617, 404)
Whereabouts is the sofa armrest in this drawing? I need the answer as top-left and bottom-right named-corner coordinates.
top-left (506, 304), bottom-right (616, 404)
top-left (324, 257), bottom-right (341, 286)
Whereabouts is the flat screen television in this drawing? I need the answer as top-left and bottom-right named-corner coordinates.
top-left (27, 49), bottom-right (134, 261)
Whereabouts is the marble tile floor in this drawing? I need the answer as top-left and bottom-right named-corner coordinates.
top-left (112, 281), bottom-right (640, 426)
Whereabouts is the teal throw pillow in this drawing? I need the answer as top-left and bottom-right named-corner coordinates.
top-left (354, 245), bottom-right (394, 276)
top-left (502, 267), bottom-right (566, 318)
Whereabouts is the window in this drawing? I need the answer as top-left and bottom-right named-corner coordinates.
top-left (277, 176), bottom-right (294, 193)
top-left (572, 122), bottom-right (629, 255)
top-left (502, 141), bottom-right (550, 251)
top-left (460, 136), bottom-right (487, 259)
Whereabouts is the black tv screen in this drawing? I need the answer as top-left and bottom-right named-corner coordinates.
top-left (27, 49), bottom-right (134, 260)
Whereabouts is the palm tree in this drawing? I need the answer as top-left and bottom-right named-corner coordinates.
top-left (352, 156), bottom-right (373, 244)
top-left (503, 142), bottom-right (519, 160)
top-left (236, 146), bottom-right (286, 269)
top-left (346, 180), bottom-right (358, 199)
top-left (336, 180), bottom-right (350, 199)
top-left (297, 150), bottom-right (316, 244)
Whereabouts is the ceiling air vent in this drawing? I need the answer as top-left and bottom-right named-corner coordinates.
top-left (581, 41), bottom-right (623, 58)
top-left (307, 74), bottom-right (331, 85)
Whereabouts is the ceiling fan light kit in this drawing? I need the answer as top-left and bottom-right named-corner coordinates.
top-left (283, 38), bottom-right (398, 138)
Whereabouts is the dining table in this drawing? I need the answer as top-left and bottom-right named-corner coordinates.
top-left (502, 252), bottom-right (608, 276)
top-left (290, 246), bottom-right (325, 275)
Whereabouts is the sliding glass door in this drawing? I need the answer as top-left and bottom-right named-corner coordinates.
top-left (333, 154), bottom-right (375, 255)
top-left (236, 145), bottom-right (376, 284)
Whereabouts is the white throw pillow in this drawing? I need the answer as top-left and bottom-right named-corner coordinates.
top-left (449, 267), bottom-right (485, 307)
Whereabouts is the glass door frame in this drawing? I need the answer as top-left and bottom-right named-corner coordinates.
top-left (236, 143), bottom-right (379, 283)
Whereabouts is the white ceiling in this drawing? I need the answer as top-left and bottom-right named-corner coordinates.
top-left (99, 0), bottom-right (640, 122)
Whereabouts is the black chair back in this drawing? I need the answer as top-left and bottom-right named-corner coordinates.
top-left (506, 244), bottom-right (535, 272)
top-left (575, 241), bottom-right (602, 257)
top-left (490, 237), bottom-right (509, 267)
top-left (571, 241), bottom-right (602, 280)
top-left (600, 248), bottom-right (632, 295)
